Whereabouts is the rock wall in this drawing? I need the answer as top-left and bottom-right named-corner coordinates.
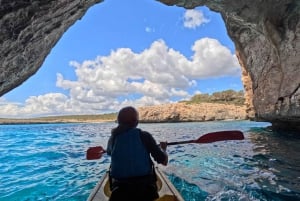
top-left (159, 0), bottom-right (300, 130)
top-left (138, 102), bottom-right (247, 123)
top-left (0, 0), bottom-right (300, 130)
top-left (0, 0), bottom-right (102, 95)
top-left (237, 51), bottom-right (255, 120)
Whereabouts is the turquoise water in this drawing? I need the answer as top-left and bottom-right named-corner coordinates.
top-left (0, 121), bottom-right (299, 201)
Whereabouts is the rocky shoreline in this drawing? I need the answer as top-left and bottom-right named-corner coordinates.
top-left (0, 102), bottom-right (248, 124)
top-left (139, 102), bottom-right (248, 123)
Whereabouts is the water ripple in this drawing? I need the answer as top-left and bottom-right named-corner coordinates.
top-left (1, 121), bottom-right (299, 200)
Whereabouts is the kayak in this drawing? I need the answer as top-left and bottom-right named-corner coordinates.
top-left (87, 167), bottom-right (185, 201)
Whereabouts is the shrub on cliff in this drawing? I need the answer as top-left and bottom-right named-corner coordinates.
top-left (186, 90), bottom-right (245, 105)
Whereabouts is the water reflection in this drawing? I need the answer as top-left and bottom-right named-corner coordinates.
top-left (142, 122), bottom-right (300, 201)
top-left (247, 128), bottom-right (300, 199)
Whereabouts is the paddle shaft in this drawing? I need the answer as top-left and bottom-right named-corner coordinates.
top-left (166, 140), bottom-right (195, 145)
top-left (86, 130), bottom-right (244, 160)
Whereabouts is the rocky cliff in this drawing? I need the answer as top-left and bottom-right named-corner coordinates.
top-left (0, 0), bottom-right (299, 131)
top-left (138, 102), bottom-right (247, 123)
top-left (159, 0), bottom-right (300, 130)
top-left (0, 0), bottom-right (102, 95)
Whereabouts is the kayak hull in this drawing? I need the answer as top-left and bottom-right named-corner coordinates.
top-left (87, 167), bottom-right (184, 201)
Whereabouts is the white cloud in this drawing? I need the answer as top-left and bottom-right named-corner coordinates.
top-left (189, 38), bottom-right (241, 77)
top-left (145, 26), bottom-right (154, 32)
top-left (0, 93), bottom-right (68, 117)
top-left (183, 9), bottom-right (210, 29)
top-left (0, 38), bottom-right (240, 117)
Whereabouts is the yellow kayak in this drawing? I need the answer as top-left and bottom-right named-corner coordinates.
top-left (87, 167), bottom-right (184, 201)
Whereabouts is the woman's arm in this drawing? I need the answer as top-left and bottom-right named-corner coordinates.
top-left (140, 131), bottom-right (168, 165)
top-left (106, 135), bottom-right (113, 155)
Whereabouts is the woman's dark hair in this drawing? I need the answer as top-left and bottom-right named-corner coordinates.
top-left (112, 106), bottom-right (139, 136)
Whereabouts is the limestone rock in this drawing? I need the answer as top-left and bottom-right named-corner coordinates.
top-left (138, 103), bottom-right (247, 123)
top-left (159, 0), bottom-right (300, 130)
top-left (0, 0), bottom-right (102, 95)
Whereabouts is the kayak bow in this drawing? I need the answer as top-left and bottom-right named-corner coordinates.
top-left (87, 167), bottom-right (184, 201)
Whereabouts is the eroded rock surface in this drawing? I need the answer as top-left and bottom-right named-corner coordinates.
top-left (138, 102), bottom-right (247, 123)
top-left (0, 0), bottom-right (102, 95)
top-left (0, 0), bottom-right (300, 130)
top-left (160, 0), bottom-right (300, 130)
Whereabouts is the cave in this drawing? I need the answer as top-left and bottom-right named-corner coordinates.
top-left (0, 0), bottom-right (299, 131)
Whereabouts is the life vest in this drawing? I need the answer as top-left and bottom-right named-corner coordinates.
top-left (110, 128), bottom-right (152, 179)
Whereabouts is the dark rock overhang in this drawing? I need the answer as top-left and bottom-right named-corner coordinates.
top-left (0, 0), bottom-right (299, 131)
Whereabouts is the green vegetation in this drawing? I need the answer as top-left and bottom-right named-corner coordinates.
top-left (182, 90), bottom-right (245, 105)
top-left (0, 113), bottom-right (117, 124)
top-left (35, 113), bottom-right (117, 121)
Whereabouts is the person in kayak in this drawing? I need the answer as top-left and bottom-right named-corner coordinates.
top-left (106, 106), bottom-right (168, 201)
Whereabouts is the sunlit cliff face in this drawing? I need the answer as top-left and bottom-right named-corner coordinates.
top-left (0, 0), bottom-right (299, 131)
top-left (161, 0), bottom-right (300, 131)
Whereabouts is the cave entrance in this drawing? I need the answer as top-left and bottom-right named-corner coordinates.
top-left (1, 0), bottom-right (243, 118)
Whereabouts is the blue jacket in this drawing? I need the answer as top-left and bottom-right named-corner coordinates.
top-left (109, 128), bottom-right (152, 179)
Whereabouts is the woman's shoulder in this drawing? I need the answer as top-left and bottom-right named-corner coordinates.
top-left (139, 129), bottom-right (156, 144)
top-left (139, 129), bottom-right (151, 136)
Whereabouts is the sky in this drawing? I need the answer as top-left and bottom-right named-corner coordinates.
top-left (0, 0), bottom-right (243, 118)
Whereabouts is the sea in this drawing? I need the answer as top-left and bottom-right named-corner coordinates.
top-left (0, 120), bottom-right (299, 201)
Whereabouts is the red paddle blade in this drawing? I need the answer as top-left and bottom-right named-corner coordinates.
top-left (196, 130), bottom-right (244, 143)
top-left (86, 146), bottom-right (106, 160)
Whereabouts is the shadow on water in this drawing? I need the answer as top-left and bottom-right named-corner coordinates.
top-left (246, 127), bottom-right (300, 200)
top-left (162, 124), bottom-right (300, 201)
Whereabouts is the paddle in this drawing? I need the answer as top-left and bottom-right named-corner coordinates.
top-left (86, 145), bottom-right (106, 160)
top-left (86, 130), bottom-right (244, 160)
